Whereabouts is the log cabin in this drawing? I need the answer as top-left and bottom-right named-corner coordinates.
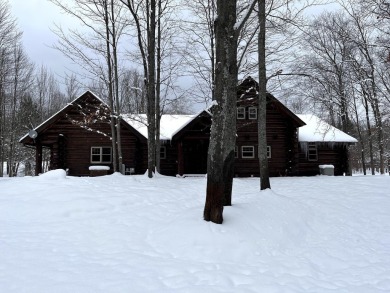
top-left (19, 91), bottom-right (148, 177)
top-left (20, 77), bottom-right (357, 177)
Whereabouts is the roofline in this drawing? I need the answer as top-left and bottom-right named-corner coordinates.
top-left (19, 91), bottom-right (107, 144)
top-left (267, 94), bottom-right (306, 127)
top-left (237, 76), bottom-right (306, 127)
top-left (119, 116), bottom-right (148, 142)
top-left (296, 114), bottom-right (358, 143)
top-left (171, 110), bottom-right (211, 139)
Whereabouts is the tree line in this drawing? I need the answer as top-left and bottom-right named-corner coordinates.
top-left (289, 0), bottom-right (390, 175)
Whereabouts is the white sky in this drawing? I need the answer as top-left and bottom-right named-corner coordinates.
top-left (10, 0), bottom-right (78, 81)
top-left (9, 0), bottom-right (341, 91)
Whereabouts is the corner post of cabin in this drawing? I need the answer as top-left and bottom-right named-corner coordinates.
top-left (346, 143), bottom-right (352, 176)
top-left (35, 140), bottom-right (43, 176)
top-left (177, 140), bottom-right (184, 176)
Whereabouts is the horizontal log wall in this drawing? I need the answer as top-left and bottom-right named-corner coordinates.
top-left (160, 141), bottom-right (178, 176)
top-left (160, 116), bottom-right (211, 176)
top-left (235, 102), bottom-right (298, 177)
top-left (298, 143), bottom-right (348, 176)
top-left (35, 94), bottom-right (147, 176)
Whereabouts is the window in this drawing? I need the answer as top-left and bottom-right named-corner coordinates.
top-left (242, 146), bottom-right (255, 158)
top-left (308, 142), bottom-right (318, 161)
top-left (267, 146), bottom-right (271, 158)
top-left (160, 146), bottom-right (166, 159)
top-left (248, 107), bottom-right (257, 119)
top-left (237, 107), bottom-right (245, 119)
top-left (91, 147), bottom-right (112, 163)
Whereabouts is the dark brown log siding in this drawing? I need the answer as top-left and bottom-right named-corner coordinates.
top-left (235, 101), bottom-right (300, 177)
top-left (160, 141), bottom-right (178, 176)
top-left (160, 114), bottom-right (211, 176)
top-left (298, 143), bottom-right (349, 176)
top-left (21, 86), bottom-right (353, 178)
top-left (24, 93), bottom-right (148, 176)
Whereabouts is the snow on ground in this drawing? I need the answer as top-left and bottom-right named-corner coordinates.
top-left (0, 172), bottom-right (389, 292)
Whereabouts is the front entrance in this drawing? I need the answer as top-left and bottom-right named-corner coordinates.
top-left (183, 139), bottom-right (208, 174)
top-left (49, 135), bottom-right (68, 171)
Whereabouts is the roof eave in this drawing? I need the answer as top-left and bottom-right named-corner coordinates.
top-left (19, 91), bottom-right (107, 144)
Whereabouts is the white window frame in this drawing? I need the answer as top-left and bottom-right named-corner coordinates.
top-left (248, 107), bottom-right (257, 120)
top-left (308, 142), bottom-right (318, 161)
top-left (91, 147), bottom-right (112, 163)
top-left (267, 146), bottom-right (271, 158)
top-left (237, 107), bottom-right (245, 119)
top-left (160, 146), bottom-right (166, 159)
top-left (241, 146), bottom-right (255, 159)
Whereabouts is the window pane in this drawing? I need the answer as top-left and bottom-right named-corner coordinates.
top-left (160, 146), bottom-right (166, 159)
top-left (91, 147), bottom-right (101, 162)
top-left (102, 148), bottom-right (111, 155)
top-left (101, 155), bottom-right (111, 162)
top-left (91, 154), bottom-right (101, 162)
top-left (267, 146), bottom-right (271, 158)
top-left (249, 107), bottom-right (257, 119)
top-left (92, 148), bottom-right (100, 155)
top-left (91, 147), bottom-right (111, 163)
top-left (237, 107), bottom-right (245, 119)
top-left (242, 146), bottom-right (254, 158)
top-left (308, 143), bottom-right (317, 161)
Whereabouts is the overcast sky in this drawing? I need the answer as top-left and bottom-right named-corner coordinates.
top-left (9, 0), bottom-right (340, 90)
top-left (10, 0), bottom-right (77, 81)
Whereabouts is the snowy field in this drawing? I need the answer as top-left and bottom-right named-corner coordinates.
top-left (1, 171), bottom-right (390, 292)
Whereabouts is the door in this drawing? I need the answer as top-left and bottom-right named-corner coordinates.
top-left (183, 139), bottom-right (208, 174)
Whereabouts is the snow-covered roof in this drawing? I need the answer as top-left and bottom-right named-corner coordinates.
top-left (297, 114), bottom-right (358, 143)
top-left (122, 114), bottom-right (197, 140)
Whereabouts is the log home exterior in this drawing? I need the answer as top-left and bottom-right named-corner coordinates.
top-left (20, 78), bottom-right (357, 177)
top-left (121, 111), bottom-right (211, 177)
top-left (296, 114), bottom-right (355, 176)
top-left (20, 91), bottom-right (148, 176)
top-left (234, 77), bottom-right (305, 177)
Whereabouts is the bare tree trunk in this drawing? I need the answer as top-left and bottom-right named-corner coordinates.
top-left (204, 0), bottom-right (238, 223)
top-left (203, 0), bottom-right (257, 222)
top-left (146, 0), bottom-right (157, 178)
top-left (9, 48), bottom-right (19, 177)
top-left (258, 0), bottom-right (270, 190)
top-left (363, 94), bottom-right (375, 175)
top-left (121, 0), bottom-right (158, 177)
top-left (371, 98), bottom-right (385, 174)
top-left (155, 0), bottom-right (162, 173)
top-left (352, 90), bottom-right (366, 175)
top-left (111, 0), bottom-right (123, 173)
top-left (209, 0), bottom-right (216, 102)
top-left (0, 88), bottom-right (4, 177)
top-left (104, 0), bottom-right (118, 172)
